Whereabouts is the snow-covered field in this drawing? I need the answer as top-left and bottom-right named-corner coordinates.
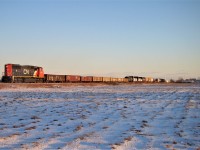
top-left (0, 84), bottom-right (199, 150)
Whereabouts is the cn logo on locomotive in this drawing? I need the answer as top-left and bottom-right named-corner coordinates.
top-left (23, 69), bottom-right (30, 75)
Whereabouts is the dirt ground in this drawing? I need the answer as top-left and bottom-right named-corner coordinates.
top-left (0, 82), bottom-right (194, 90)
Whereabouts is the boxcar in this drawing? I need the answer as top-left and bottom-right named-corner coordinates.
top-left (81, 76), bottom-right (93, 82)
top-left (44, 74), bottom-right (66, 83)
top-left (103, 77), bottom-right (111, 82)
top-left (93, 76), bottom-right (103, 82)
top-left (66, 75), bottom-right (81, 82)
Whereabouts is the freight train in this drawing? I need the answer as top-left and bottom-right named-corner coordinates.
top-left (1, 64), bottom-right (163, 83)
top-left (1, 64), bottom-right (129, 83)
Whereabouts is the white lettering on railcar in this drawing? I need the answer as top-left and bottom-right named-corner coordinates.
top-left (23, 69), bottom-right (29, 75)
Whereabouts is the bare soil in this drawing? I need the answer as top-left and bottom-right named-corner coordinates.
top-left (0, 82), bottom-right (194, 89)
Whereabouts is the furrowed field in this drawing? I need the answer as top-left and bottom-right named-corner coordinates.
top-left (0, 83), bottom-right (199, 150)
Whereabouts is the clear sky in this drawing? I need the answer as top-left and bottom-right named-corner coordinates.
top-left (0, 0), bottom-right (200, 79)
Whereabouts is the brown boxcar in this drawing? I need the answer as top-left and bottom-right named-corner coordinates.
top-left (93, 76), bottom-right (103, 82)
top-left (44, 74), bottom-right (66, 83)
top-left (103, 77), bottom-right (111, 82)
top-left (66, 75), bottom-right (81, 82)
top-left (81, 76), bottom-right (93, 82)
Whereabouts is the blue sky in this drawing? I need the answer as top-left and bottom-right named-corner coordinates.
top-left (0, 0), bottom-right (200, 79)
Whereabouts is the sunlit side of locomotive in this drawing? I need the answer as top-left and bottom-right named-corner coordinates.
top-left (2, 64), bottom-right (44, 83)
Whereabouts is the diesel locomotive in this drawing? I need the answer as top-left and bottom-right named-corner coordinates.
top-left (2, 64), bottom-right (44, 83)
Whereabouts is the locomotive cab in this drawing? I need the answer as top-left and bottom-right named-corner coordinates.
top-left (2, 64), bottom-right (44, 83)
top-left (33, 67), bottom-right (44, 78)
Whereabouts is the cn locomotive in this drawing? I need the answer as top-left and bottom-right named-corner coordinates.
top-left (2, 64), bottom-right (44, 83)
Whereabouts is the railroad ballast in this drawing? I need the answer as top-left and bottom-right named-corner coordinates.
top-left (1, 64), bottom-right (166, 83)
